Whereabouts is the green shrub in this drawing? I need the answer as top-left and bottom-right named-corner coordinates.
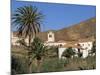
top-left (91, 41), bottom-right (96, 54)
top-left (46, 46), bottom-right (58, 57)
top-left (11, 56), bottom-right (29, 74)
top-left (62, 47), bottom-right (75, 58)
top-left (40, 58), bottom-right (67, 72)
top-left (59, 56), bottom-right (96, 71)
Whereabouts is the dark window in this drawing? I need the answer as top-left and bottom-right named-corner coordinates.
top-left (77, 43), bottom-right (80, 46)
top-left (59, 44), bottom-right (62, 47)
top-left (88, 44), bottom-right (90, 46)
top-left (49, 35), bottom-right (52, 38)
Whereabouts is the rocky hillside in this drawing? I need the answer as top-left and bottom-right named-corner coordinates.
top-left (37, 17), bottom-right (96, 42)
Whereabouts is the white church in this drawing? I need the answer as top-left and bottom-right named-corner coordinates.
top-left (11, 31), bottom-right (94, 59)
top-left (44, 31), bottom-right (94, 59)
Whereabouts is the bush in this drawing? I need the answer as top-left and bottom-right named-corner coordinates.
top-left (62, 47), bottom-right (75, 58)
top-left (11, 55), bottom-right (96, 74)
top-left (64, 56), bottom-right (96, 70)
top-left (78, 52), bottom-right (82, 57)
top-left (46, 46), bottom-right (58, 57)
top-left (91, 41), bottom-right (96, 54)
top-left (40, 58), bottom-right (67, 72)
top-left (11, 56), bottom-right (29, 74)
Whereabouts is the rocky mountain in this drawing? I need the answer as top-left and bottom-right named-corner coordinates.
top-left (37, 17), bottom-right (96, 42)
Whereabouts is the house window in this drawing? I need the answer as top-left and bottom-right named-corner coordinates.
top-left (88, 44), bottom-right (90, 46)
top-left (59, 44), bottom-right (62, 47)
top-left (77, 43), bottom-right (80, 46)
top-left (49, 35), bottom-right (52, 38)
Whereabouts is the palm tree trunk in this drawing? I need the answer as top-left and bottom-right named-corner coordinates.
top-left (28, 35), bottom-right (32, 73)
top-left (37, 59), bottom-right (41, 72)
top-left (28, 35), bottom-right (31, 47)
top-left (29, 63), bottom-right (32, 73)
top-left (28, 56), bottom-right (34, 73)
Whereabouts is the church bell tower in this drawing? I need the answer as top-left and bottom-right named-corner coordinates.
top-left (47, 31), bottom-right (55, 42)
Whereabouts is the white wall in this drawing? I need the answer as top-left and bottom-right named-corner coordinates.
top-left (79, 42), bottom-right (93, 50)
top-left (11, 36), bottom-right (19, 45)
top-left (82, 50), bottom-right (89, 58)
top-left (44, 42), bottom-right (66, 46)
top-left (58, 48), bottom-right (66, 59)
top-left (78, 42), bottom-right (93, 58)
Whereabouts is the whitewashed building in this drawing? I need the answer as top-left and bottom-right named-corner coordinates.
top-left (11, 32), bottom-right (20, 46)
top-left (75, 41), bottom-right (93, 58)
top-left (11, 31), bottom-right (94, 58)
top-left (44, 31), bottom-right (66, 47)
top-left (11, 32), bottom-right (30, 46)
top-left (58, 41), bottom-right (93, 59)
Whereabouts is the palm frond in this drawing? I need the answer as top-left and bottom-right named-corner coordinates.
top-left (12, 5), bottom-right (44, 40)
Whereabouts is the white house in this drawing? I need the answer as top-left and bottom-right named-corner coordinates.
top-left (11, 31), bottom-right (94, 59)
top-left (11, 32), bottom-right (20, 46)
top-left (75, 41), bottom-right (93, 58)
top-left (58, 43), bottom-right (80, 59)
top-left (44, 31), bottom-right (66, 47)
top-left (11, 32), bottom-right (30, 46)
top-left (58, 41), bottom-right (93, 59)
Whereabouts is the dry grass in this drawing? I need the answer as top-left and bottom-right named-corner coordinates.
top-left (11, 46), bottom-right (96, 74)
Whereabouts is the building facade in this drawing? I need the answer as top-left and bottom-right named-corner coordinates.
top-left (11, 31), bottom-right (94, 58)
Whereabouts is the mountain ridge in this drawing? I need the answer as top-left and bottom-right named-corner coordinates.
top-left (37, 17), bottom-right (96, 42)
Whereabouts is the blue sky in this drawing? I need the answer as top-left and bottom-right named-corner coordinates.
top-left (11, 0), bottom-right (96, 32)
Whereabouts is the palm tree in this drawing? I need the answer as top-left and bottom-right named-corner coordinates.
top-left (18, 37), bottom-right (48, 73)
top-left (30, 37), bottom-right (48, 72)
top-left (12, 5), bottom-right (44, 46)
top-left (12, 5), bottom-right (44, 73)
